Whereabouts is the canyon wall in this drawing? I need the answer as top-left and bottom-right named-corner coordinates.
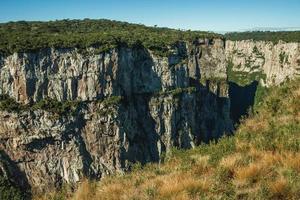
top-left (0, 39), bottom-right (233, 192)
top-left (0, 39), bottom-right (227, 104)
top-left (226, 40), bottom-right (300, 86)
top-left (1, 38), bottom-right (300, 194)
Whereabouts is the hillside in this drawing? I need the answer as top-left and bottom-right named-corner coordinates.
top-left (40, 79), bottom-right (300, 200)
top-left (225, 31), bottom-right (300, 43)
top-left (0, 19), bottom-right (221, 56)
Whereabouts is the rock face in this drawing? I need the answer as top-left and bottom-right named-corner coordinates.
top-left (0, 39), bottom-right (233, 192)
top-left (226, 40), bottom-right (300, 86)
top-left (1, 38), bottom-right (299, 193)
top-left (0, 39), bottom-right (227, 104)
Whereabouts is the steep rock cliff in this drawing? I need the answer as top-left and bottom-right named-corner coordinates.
top-left (226, 40), bottom-right (300, 86)
top-left (0, 39), bottom-right (227, 104)
top-left (225, 40), bottom-right (300, 124)
top-left (0, 39), bottom-right (233, 192)
top-left (3, 38), bottom-right (299, 194)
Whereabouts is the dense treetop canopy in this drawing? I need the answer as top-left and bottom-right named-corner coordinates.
top-left (225, 31), bottom-right (300, 43)
top-left (0, 19), bottom-right (221, 56)
top-left (1, 19), bottom-right (299, 56)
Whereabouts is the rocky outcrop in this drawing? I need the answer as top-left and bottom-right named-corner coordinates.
top-left (225, 40), bottom-right (300, 124)
top-left (2, 38), bottom-right (299, 194)
top-left (226, 40), bottom-right (300, 86)
top-left (0, 39), bottom-right (233, 192)
top-left (0, 39), bottom-right (227, 104)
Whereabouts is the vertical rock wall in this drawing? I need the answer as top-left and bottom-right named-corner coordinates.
top-left (0, 39), bottom-right (233, 191)
top-left (226, 40), bottom-right (300, 86)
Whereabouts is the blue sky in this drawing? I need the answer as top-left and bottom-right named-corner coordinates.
top-left (1, 0), bottom-right (300, 32)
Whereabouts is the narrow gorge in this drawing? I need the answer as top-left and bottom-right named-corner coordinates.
top-left (0, 24), bottom-right (299, 196)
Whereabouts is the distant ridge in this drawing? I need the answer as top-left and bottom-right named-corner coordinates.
top-left (243, 27), bottom-right (300, 32)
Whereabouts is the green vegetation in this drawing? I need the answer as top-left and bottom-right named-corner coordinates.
top-left (225, 31), bottom-right (300, 43)
top-left (199, 77), bottom-right (227, 86)
top-left (0, 88), bottom-right (197, 116)
top-left (0, 95), bottom-right (80, 116)
top-left (0, 95), bottom-right (25, 112)
top-left (38, 78), bottom-right (300, 200)
top-left (252, 46), bottom-right (259, 54)
top-left (0, 19), bottom-right (221, 56)
top-left (252, 46), bottom-right (265, 59)
top-left (279, 51), bottom-right (289, 66)
top-left (95, 96), bottom-right (123, 116)
top-left (101, 96), bottom-right (123, 107)
top-left (253, 83), bottom-right (270, 111)
top-left (32, 98), bottom-right (80, 116)
top-left (0, 94), bottom-right (125, 117)
top-left (0, 176), bottom-right (24, 200)
top-left (157, 87), bottom-right (197, 97)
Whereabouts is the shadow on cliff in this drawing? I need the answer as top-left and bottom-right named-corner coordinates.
top-left (116, 45), bottom-right (163, 167)
top-left (63, 113), bottom-right (94, 180)
top-left (228, 81), bottom-right (258, 125)
top-left (116, 44), bottom-right (234, 167)
top-left (190, 79), bottom-right (233, 144)
top-left (0, 150), bottom-right (32, 199)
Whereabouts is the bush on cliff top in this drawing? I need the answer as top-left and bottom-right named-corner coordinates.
top-left (36, 78), bottom-right (300, 200)
top-left (225, 31), bottom-right (300, 43)
top-left (0, 19), bottom-right (221, 56)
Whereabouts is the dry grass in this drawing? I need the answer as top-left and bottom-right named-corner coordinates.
top-left (284, 153), bottom-right (300, 173)
top-left (269, 177), bottom-right (289, 197)
top-left (71, 179), bottom-right (96, 200)
top-left (220, 153), bottom-right (241, 170)
top-left (97, 182), bottom-right (130, 200)
top-left (37, 79), bottom-right (300, 200)
top-left (242, 115), bottom-right (269, 133)
top-left (234, 163), bottom-right (263, 186)
top-left (157, 173), bottom-right (211, 198)
top-left (95, 170), bottom-right (212, 200)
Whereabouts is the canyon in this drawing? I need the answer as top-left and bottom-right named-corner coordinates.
top-left (0, 37), bottom-right (299, 195)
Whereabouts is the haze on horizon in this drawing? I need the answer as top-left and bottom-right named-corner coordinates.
top-left (1, 0), bottom-right (300, 33)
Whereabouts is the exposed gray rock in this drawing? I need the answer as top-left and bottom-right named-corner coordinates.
top-left (226, 40), bottom-right (300, 86)
top-left (1, 38), bottom-right (299, 193)
top-left (0, 39), bottom-right (234, 192)
top-left (2, 37), bottom-right (300, 194)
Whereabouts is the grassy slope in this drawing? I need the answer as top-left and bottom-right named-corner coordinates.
top-left (37, 79), bottom-right (300, 200)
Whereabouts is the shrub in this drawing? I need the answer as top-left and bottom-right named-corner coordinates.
top-left (0, 95), bottom-right (25, 112)
top-left (32, 98), bottom-right (80, 116)
top-left (0, 176), bottom-right (23, 200)
top-left (101, 96), bottom-right (122, 107)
